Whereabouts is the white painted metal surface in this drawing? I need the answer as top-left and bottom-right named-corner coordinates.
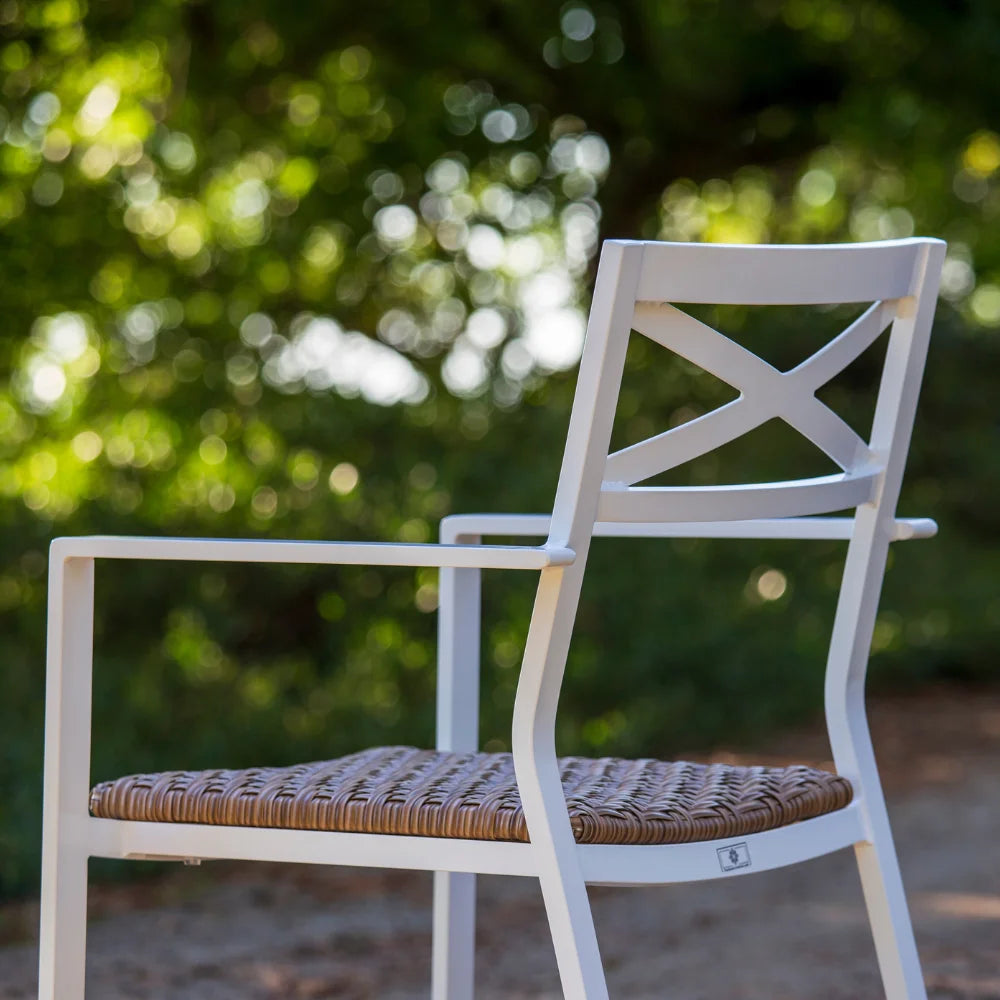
top-left (40, 238), bottom-right (945, 999)
top-left (579, 801), bottom-right (867, 887)
top-left (87, 818), bottom-right (537, 877)
top-left (50, 534), bottom-right (574, 570)
top-left (432, 524), bottom-right (483, 1000)
top-left (595, 468), bottom-right (881, 522)
top-left (440, 512), bottom-right (938, 541)
top-left (632, 239), bottom-right (924, 304)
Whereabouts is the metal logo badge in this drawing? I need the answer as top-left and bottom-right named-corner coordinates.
top-left (717, 842), bottom-right (751, 872)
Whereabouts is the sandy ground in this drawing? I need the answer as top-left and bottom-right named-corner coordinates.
top-left (1, 687), bottom-right (998, 998)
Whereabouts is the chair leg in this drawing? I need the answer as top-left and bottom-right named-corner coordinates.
top-left (40, 553), bottom-right (94, 999)
top-left (432, 870), bottom-right (476, 1000)
top-left (854, 796), bottom-right (928, 1000)
top-left (37, 836), bottom-right (88, 1000)
top-left (538, 860), bottom-right (609, 1000)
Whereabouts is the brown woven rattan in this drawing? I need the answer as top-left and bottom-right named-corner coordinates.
top-left (90, 747), bottom-right (853, 845)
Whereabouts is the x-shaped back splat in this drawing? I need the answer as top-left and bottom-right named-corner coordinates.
top-left (599, 299), bottom-right (900, 523)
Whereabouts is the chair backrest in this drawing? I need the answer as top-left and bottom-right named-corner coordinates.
top-left (510, 237), bottom-right (943, 816)
top-left (545, 238), bottom-right (945, 551)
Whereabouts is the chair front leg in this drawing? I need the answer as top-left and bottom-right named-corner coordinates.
top-left (39, 554), bottom-right (95, 1000)
top-left (38, 844), bottom-right (89, 1000)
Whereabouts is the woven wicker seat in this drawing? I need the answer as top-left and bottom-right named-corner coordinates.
top-left (90, 747), bottom-right (853, 845)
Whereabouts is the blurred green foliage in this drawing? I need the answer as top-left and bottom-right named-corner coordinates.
top-left (1, 0), bottom-right (999, 896)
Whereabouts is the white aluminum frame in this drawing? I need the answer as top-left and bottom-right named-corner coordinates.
top-left (40, 237), bottom-right (945, 999)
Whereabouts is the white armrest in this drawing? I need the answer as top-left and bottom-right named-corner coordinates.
top-left (441, 514), bottom-right (937, 543)
top-left (50, 535), bottom-right (575, 571)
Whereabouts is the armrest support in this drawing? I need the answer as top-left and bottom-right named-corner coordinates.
top-left (440, 514), bottom-right (937, 542)
top-left (50, 535), bottom-right (575, 571)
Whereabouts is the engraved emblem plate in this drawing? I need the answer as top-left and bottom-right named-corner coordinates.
top-left (717, 842), bottom-right (751, 872)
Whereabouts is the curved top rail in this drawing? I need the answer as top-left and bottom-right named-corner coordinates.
top-left (613, 238), bottom-right (944, 306)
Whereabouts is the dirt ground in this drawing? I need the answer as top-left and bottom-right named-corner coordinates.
top-left (1, 686), bottom-right (998, 999)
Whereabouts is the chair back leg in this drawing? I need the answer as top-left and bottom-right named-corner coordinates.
top-left (432, 555), bottom-right (482, 998)
top-left (513, 568), bottom-right (611, 1000)
top-left (852, 741), bottom-right (929, 999)
top-left (825, 507), bottom-right (932, 999)
top-left (432, 870), bottom-right (476, 1000)
top-left (530, 753), bottom-right (610, 1000)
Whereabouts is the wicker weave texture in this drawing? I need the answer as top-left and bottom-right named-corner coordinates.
top-left (90, 747), bottom-right (853, 846)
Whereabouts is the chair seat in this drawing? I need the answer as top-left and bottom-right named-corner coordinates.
top-left (90, 747), bottom-right (853, 846)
